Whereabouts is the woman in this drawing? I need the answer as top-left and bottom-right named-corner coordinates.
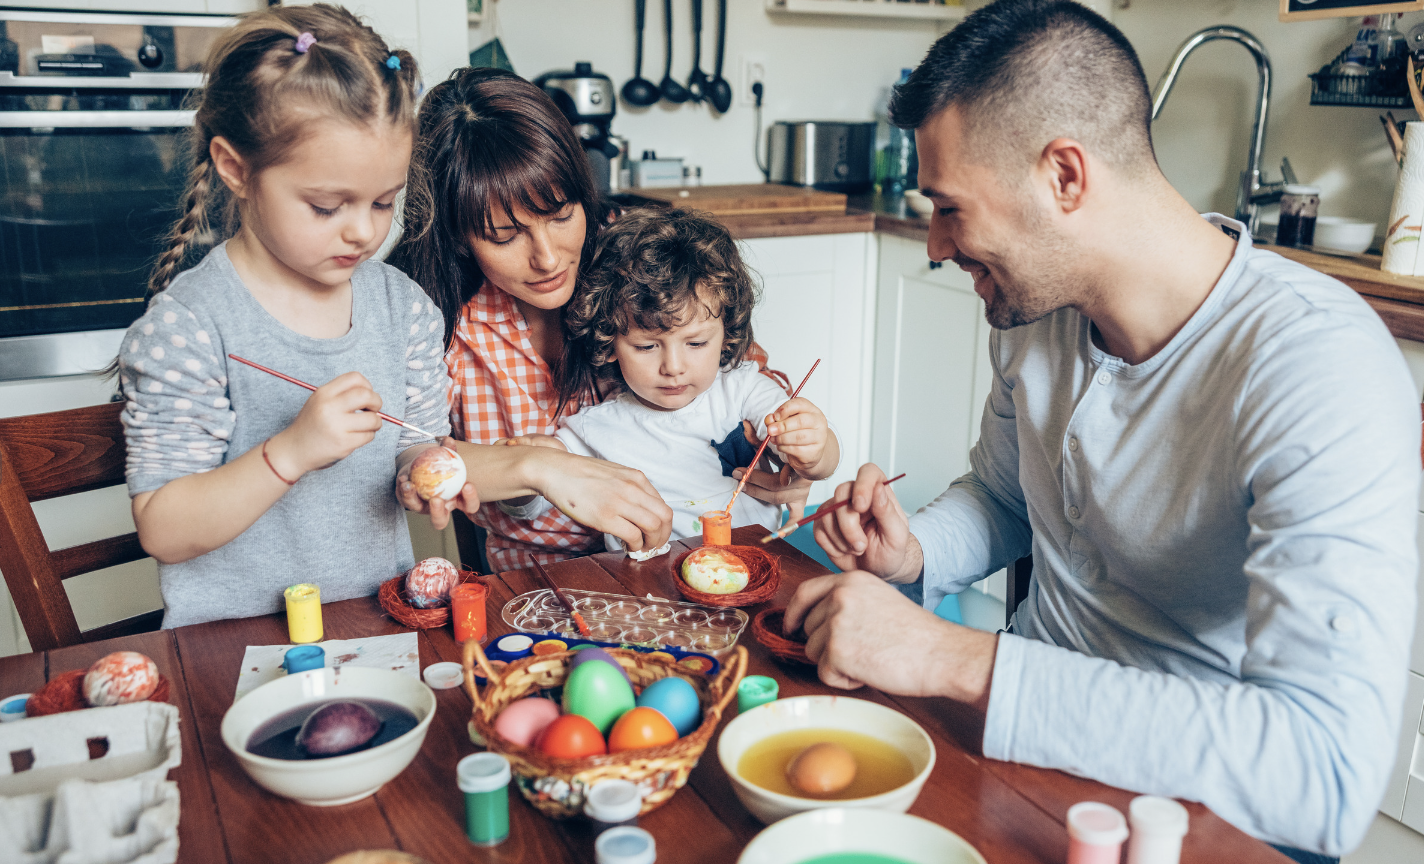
top-left (390, 68), bottom-right (806, 572)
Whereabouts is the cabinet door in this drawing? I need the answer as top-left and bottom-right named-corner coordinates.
top-left (870, 233), bottom-right (992, 516)
top-left (739, 233), bottom-right (875, 504)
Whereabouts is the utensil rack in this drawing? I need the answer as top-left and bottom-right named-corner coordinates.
top-left (765, 0), bottom-right (965, 21)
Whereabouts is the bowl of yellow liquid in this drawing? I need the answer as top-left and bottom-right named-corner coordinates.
top-left (737, 809), bottom-right (985, 864)
top-left (717, 695), bottom-right (935, 824)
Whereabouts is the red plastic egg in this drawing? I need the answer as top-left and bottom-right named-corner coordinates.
top-left (536, 714), bottom-right (607, 759)
top-left (607, 706), bottom-right (679, 753)
top-left (404, 557), bottom-right (460, 609)
top-left (83, 651), bottom-right (159, 707)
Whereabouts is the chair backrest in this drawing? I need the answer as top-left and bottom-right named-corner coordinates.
top-left (0, 401), bottom-right (158, 650)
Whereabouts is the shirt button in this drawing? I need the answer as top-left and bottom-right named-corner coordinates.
top-left (1068, 506), bottom-right (1081, 519)
top-left (1096, 371), bottom-right (1112, 385)
top-left (1330, 615), bottom-right (1356, 634)
top-left (1068, 437), bottom-right (1079, 452)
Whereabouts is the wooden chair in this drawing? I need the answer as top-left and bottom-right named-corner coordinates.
top-left (0, 401), bottom-right (161, 650)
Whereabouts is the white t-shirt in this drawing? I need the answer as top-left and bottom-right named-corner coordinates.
top-left (554, 362), bottom-right (793, 551)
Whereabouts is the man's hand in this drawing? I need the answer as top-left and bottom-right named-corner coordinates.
top-left (784, 570), bottom-right (997, 706)
top-left (396, 439), bottom-right (479, 530)
top-left (814, 463), bottom-right (920, 582)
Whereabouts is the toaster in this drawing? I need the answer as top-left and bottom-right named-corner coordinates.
top-left (767, 120), bottom-right (876, 193)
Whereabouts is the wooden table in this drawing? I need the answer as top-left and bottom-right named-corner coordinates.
top-left (0, 526), bottom-right (1289, 863)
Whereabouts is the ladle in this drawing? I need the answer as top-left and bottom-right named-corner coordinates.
top-left (686, 0), bottom-right (709, 103)
top-left (621, 0), bottom-right (660, 108)
top-left (659, 0), bottom-right (690, 104)
top-left (707, 0), bottom-right (732, 113)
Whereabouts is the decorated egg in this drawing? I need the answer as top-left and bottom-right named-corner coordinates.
top-left (296, 701), bottom-right (382, 756)
top-left (681, 547), bottom-right (750, 594)
top-left (607, 706), bottom-right (679, 753)
top-left (786, 742), bottom-right (857, 797)
top-left (636, 676), bottom-right (701, 737)
top-left (492, 696), bottom-right (561, 747)
top-left (83, 651), bottom-right (160, 707)
top-left (404, 557), bottom-right (460, 608)
top-left (569, 646), bottom-right (631, 684)
top-left (536, 714), bottom-right (607, 759)
top-left (561, 659), bottom-right (636, 735)
top-left (409, 445), bottom-right (467, 501)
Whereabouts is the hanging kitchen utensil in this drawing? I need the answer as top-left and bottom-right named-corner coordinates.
top-left (708, 0), bottom-right (732, 113)
top-left (686, 0), bottom-right (709, 103)
top-left (659, 0), bottom-right (690, 104)
top-left (622, 0), bottom-right (660, 107)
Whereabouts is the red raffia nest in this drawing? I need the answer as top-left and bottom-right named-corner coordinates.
top-left (671, 545), bottom-right (781, 607)
top-left (27, 669), bottom-right (171, 717)
top-left (753, 608), bottom-right (813, 665)
top-left (378, 564), bottom-right (485, 629)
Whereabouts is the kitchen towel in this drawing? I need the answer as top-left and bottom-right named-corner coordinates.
top-left (1383, 121), bottom-right (1424, 275)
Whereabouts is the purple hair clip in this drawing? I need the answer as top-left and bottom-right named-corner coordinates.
top-left (294, 32), bottom-right (316, 54)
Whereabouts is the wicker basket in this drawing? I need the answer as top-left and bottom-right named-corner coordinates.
top-left (462, 638), bottom-right (746, 819)
top-left (378, 565), bottom-right (484, 629)
top-left (671, 545), bottom-right (780, 607)
top-left (752, 608), bottom-right (813, 665)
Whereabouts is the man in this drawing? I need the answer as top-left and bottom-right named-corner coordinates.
top-left (786, 3), bottom-right (1420, 861)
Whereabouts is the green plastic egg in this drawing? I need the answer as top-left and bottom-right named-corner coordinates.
top-left (561, 658), bottom-right (636, 735)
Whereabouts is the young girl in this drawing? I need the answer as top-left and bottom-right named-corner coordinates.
top-left (506, 207), bottom-right (840, 552)
top-left (118, 5), bottom-right (468, 628)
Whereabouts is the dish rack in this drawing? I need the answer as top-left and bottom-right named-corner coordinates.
top-left (1309, 51), bottom-right (1411, 107)
top-left (501, 588), bottom-right (748, 656)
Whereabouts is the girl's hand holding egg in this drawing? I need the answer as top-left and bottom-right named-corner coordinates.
top-left (397, 439), bottom-right (478, 530)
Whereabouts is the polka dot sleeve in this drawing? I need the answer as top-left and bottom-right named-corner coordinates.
top-left (398, 283), bottom-right (453, 451)
top-left (118, 294), bottom-right (236, 496)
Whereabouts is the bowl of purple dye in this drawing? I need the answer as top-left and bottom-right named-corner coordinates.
top-left (220, 666), bottom-right (436, 806)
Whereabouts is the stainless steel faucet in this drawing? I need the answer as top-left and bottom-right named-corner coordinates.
top-left (1151, 26), bottom-right (1294, 235)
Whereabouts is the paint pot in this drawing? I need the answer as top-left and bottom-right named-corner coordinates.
top-left (495, 634), bottom-right (534, 659)
top-left (457, 752), bottom-right (511, 846)
top-left (701, 510), bottom-right (731, 546)
top-left (451, 582), bottom-right (489, 643)
top-left (0, 694), bottom-right (30, 722)
top-left (1127, 795), bottom-right (1189, 864)
top-left (281, 645), bottom-right (325, 674)
top-left (1066, 801), bottom-right (1129, 864)
top-left (584, 778), bottom-right (642, 836)
top-left (737, 676), bottom-right (779, 713)
top-left (423, 661), bottom-right (464, 690)
top-left (595, 826), bottom-right (657, 864)
top-left (284, 583), bottom-right (323, 644)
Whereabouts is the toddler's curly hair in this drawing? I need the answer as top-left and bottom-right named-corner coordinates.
top-left (557, 207), bottom-right (758, 415)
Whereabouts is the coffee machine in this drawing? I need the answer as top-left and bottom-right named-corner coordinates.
top-left (535, 62), bottom-right (626, 194)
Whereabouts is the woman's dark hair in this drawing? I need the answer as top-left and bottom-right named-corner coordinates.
top-left (388, 67), bottom-right (603, 346)
top-left (557, 207), bottom-right (758, 416)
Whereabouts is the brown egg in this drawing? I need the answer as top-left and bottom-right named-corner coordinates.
top-left (786, 742), bottom-right (857, 796)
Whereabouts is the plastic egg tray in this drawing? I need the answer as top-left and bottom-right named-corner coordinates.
top-left (501, 589), bottom-right (749, 656)
top-left (481, 630), bottom-right (723, 679)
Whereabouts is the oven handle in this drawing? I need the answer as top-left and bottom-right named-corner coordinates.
top-left (0, 110), bottom-right (194, 129)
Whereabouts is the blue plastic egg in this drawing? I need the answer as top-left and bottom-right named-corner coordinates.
top-left (636, 676), bottom-right (701, 737)
top-left (568, 646), bottom-right (631, 684)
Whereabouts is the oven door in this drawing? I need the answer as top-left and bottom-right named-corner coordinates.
top-left (0, 109), bottom-right (190, 380)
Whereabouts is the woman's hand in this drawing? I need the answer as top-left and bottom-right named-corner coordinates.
top-left (265, 371), bottom-right (384, 480)
top-left (532, 450), bottom-right (672, 553)
top-left (396, 440), bottom-right (479, 530)
top-left (493, 433), bottom-right (568, 451)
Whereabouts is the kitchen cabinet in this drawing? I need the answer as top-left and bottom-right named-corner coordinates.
top-left (13, 1), bottom-right (263, 12)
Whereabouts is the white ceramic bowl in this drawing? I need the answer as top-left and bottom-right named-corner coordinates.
top-left (737, 808), bottom-right (986, 864)
top-left (221, 666), bottom-right (436, 806)
top-left (1312, 216), bottom-right (1377, 254)
top-left (903, 188), bottom-right (934, 218)
top-left (717, 695), bottom-right (935, 824)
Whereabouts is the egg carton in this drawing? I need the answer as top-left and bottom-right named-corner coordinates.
top-left (0, 702), bottom-right (180, 864)
top-left (501, 589), bottom-right (749, 656)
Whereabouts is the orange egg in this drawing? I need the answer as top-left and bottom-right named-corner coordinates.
top-left (607, 706), bottom-right (680, 753)
top-left (786, 742), bottom-right (857, 796)
top-left (535, 714), bottom-right (607, 759)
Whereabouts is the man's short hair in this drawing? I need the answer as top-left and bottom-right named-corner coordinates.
top-left (890, 0), bottom-right (1155, 175)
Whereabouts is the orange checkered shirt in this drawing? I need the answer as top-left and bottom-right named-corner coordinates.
top-left (447, 286), bottom-right (786, 573)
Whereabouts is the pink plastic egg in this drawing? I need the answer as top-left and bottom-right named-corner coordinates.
top-left (83, 651), bottom-right (159, 707)
top-left (405, 557), bottom-right (460, 609)
top-left (494, 697), bottom-right (562, 747)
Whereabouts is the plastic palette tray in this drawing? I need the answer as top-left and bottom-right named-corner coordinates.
top-left (482, 631), bottom-right (723, 679)
top-left (500, 589), bottom-right (749, 656)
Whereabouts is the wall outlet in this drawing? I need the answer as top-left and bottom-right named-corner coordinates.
top-left (741, 54), bottom-right (766, 106)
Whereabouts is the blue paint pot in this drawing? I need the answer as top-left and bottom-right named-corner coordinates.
top-left (282, 644), bottom-right (325, 674)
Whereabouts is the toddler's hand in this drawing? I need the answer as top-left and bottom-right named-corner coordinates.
top-left (397, 438), bottom-right (479, 530)
top-left (493, 434), bottom-right (568, 451)
top-left (766, 397), bottom-right (834, 479)
top-left (267, 371), bottom-right (383, 479)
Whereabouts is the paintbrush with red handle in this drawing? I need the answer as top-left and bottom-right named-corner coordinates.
top-left (758, 473), bottom-right (907, 544)
top-left (531, 557), bottom-right (591, 639)
top-left (227, 353), bottom-right (440, 440)
top-left (723, 358), bottom-right (822, 516)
